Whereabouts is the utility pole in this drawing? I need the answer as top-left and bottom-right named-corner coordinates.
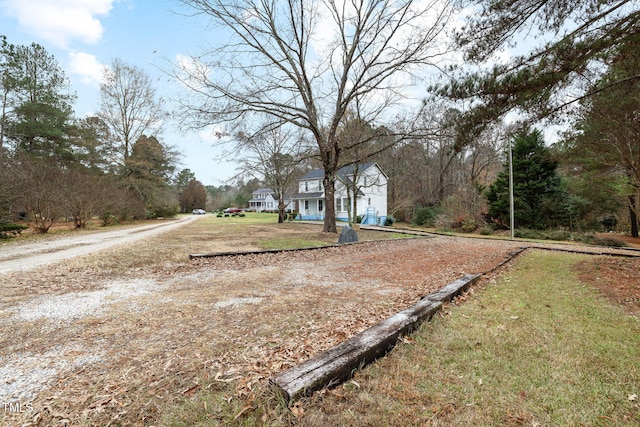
top-left (508, 137), bottom-right (515, 239)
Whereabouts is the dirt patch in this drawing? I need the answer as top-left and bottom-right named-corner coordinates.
top-left (1, 220), bottom-right (639, 426)
top-left (0, 233), bottom-right (523, 426)
top-left (594, 232), bottom-right (640, 248)
top-left (575, 256), bottom-right (640, 315)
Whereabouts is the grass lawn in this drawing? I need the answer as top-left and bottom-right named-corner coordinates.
top-left (294, 250), bottom-right (640, 426)
top-left (3, 214), bottom-right (638, 426)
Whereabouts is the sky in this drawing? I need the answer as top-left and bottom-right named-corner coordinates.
top-left (0, 1), bottom-right (561, 187)
top-left (0, 0), bottom-right (238, 186)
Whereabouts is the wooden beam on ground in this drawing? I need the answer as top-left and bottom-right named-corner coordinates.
top-left (270, 273), bottom-right (481, 402)
top-left (422, 273), bottom-right (481, 303)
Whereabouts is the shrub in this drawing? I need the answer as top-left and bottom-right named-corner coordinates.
top-left (512, 229), bottom-right (628, 247)
top-left (152, 205), bottom-right (178, 219)
top-left (578, 234), bottom-right (627, 247)
top-left (0, 221), bottom-right (28, 238)
top-left (477, 227), bottom-right (493, 235)
top-left (461, 217), bottom-right (477, 233)
top-left (100, 212), bottom-right (116, 226)
top-left (413, 206), bottom-right (441, 226)
top-left (384, 215), bottom-right (395, 226)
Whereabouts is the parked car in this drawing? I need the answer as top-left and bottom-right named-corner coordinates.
top-left (223, 207), bottom-right (243, 214)
top-left (192, 209), bottom-right (206, 215)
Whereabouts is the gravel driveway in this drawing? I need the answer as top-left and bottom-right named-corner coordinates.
top-left (1, 219), bottom-right (637, 426)
top-left (0, 216), bottom-right (198, 274)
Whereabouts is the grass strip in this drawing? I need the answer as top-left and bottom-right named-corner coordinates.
top-left (298, 249), bottom-right (640, 426)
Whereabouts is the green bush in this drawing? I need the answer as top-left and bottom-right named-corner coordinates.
top-left (413, 206), bottom-right (441, 226)
top-left (100, 212), bottom-right (116, 226)
top-left (147, 205), bottom-right (178, 219)
top-left (460, 217), bottom-right (477, 233)
top-left (477, 227), bottom-right (493, 236)
top-left (0, 221), bottom-right (28, 238)
top-left (383, 215), bottom-right (395, 226)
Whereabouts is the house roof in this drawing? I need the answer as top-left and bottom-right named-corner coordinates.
top-left (300, 162), bottom-right (380, 181)
top-left (300, 169), bottom-right (325, 180)
top-left (292, 191), bottom-right (324, 199)
top-left (337, 162), bottom-right (376, 178)
top-left (250, 189), bottom-right (296, 203)
top-left (253, 187), bottom-right (275, 194)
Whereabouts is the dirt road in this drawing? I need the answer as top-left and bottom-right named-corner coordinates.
top-left (0, 216), bottom-right (198, 274)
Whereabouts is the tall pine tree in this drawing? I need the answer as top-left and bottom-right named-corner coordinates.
top-left (486, 129), bottom-right (569, 230)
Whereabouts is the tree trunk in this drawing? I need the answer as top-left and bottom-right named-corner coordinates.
top-left (323, 176), bottom-right (337, 233)
top-left (0, 88), bottom-right (8, 159)
top-left (352, 188), bottom-right (358, 225)
top-left (278, 197), bottom-right (285, 224)
top-left (629, 195), bottom-right (638, 237)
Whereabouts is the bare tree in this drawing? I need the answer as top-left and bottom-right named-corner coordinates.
top-left (175, 0), bottom-right (453, 232)
top-left (14, 156), bottom-right (66, 233)
top-left (237, 122), bottom-right (304, 223)
top-left (99, 59), bottom-right (165, 162)
top-left (62, 171), bottom-right (113, 229)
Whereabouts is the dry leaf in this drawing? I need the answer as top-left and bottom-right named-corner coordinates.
top-left (232, 404), bottom-right (254, 421)
top-left (290, 401), bottom-right (305, 418)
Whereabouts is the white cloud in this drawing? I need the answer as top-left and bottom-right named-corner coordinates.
top-left (1, 0), bottom-right (114, 48)
top-left (68, 51), bottom-right (104, 85)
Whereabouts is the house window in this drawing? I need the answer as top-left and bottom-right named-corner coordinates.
top-left (364, 176), bottom-right (367, 186)
top-left (304, 200), bottom-right (309, 211)
top-left (304, 181), bottom-right (308, 192)
top-left (335, 198), bottom-right (342, 211)
top-left (318, 199), bottom-right (323, 212)
top-left (317, 181), bottom-right (322, 191)
top-left (343, 198), bottom-right (349, 212)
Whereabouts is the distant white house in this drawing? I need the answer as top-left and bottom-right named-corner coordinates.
top-left (248, 188), bottom-right (294, 212)
top-left (293, 162), bottom-right (388, 225)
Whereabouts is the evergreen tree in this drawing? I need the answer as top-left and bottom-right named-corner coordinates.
top-left (178, 179), bottom-right (208, 213)
top-left (486, 129), bottom-right (569, 230)
top-left (174, 168), bottom-right (196, 192)
top-left (437, 0), bottom-right (640, 146)
top-left (123, 135), bottom-right (178, 218)
top-left (3, 42), bottom-right (76, 161)
top-left (562, 33), bottom-right (640, 235)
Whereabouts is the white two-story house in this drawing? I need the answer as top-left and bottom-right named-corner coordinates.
top-left (248, 188), bottom-right (294, 212)
top-left (293, 163), bottom-right (388, 225)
